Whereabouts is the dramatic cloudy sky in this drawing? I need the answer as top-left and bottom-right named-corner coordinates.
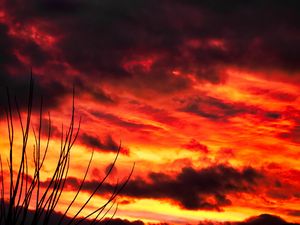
top-left (1, 0), bottom-right (300, 224)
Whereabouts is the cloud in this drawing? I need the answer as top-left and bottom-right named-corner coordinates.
top-left (80, 133), bottom-right (129, 154)
top-left (178, 95), bottom-right (281, 122)
top-left (179, 96), bottom-right (253, 121)
top-left (276, 108), bottom-right (300, 143)
top-left (182, 139), bottom-right (209, 154)
top-left (278, 124), bottom-right (300, 144)
top-left (64, 164), bottom-right (262, 211)
top-left (80, 133), bottom-right (119, 151)
top-left (0, 72), bottom-right (68, 113)
top-left (33, 117), bottom-right (61, 138)
top-left (129, 100), bottom-right (179, 126)
top-left (247, 87), bottom-right (298, 102)
top-left (0, 23), bottom-right (69, 112)
top-left (2, 0), bottom-right (300, 102)
top-left (73, 77), bottom-right (116, 104)
top-left (91, 110), bottom-right (161, 131)
top-left (287, 210), bottom-right (300, 218)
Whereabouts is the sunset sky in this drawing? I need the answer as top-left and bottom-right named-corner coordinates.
top-left (1, 1), bottom-right (300, 224)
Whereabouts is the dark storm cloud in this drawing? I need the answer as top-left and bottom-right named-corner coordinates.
top-left (0, 71), bottom-right (68, 113)
top-left (34, 117), bottom-right (61, 138)
top-left (0, 21), bottom-right (51, 70)
top-left (73, 77), bottom-right (116, 104)
top-left (0, 22), bottom-right (69, 112)
top-left (129, 100), bottom-right (179, 126)
top-left (278, 119), bottom-right (300, 144)
top-left (247, 87), bottom-right (298, 102)
top-left (64, 164), bottom-right (262, 211)
top-left (277, 108), bottom-right (300, 143)
top-left (287, 210), bottom-right (300, 217)
top-left (91, 110), bottom-right (161, 131)
top-left (0, 24), bottom-right (19, 69)
top-left (3, 0), bottom-right (300, 99)
top-left (178, 96), bottom-right (281, 122)
top-left (179, 96), bottom-right (250, 121)
top-left (278, 126), bottom-right (300, 143)
top-left (80, 133), bottom-right (124, 153)
top-left (0, 75), bottom-right (68, 112)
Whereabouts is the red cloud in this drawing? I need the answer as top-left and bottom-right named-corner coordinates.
top-left (182, 139), bottom-right (209, 154)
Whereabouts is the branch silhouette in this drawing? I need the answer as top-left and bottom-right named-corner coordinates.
top-left (0, 73), bottom-right (134, 225)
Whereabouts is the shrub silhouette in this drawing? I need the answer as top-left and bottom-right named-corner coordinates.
top-left (0, 76), bottom-right (134, 225)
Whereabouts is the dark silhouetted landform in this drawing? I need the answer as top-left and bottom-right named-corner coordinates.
top-left (1, 206), bottom-right (297, 225)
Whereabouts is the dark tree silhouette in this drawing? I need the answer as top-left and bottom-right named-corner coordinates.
top-left (0, 75), bottom-right (134, 225)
